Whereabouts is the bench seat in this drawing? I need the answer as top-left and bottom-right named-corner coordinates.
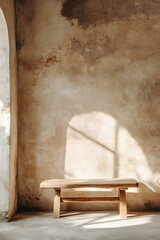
top-left (40, 178), bottom-right (138, 219)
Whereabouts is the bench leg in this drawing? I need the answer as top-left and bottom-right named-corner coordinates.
top-left (53, 189), bottom-right (61, 218)
top-left (119, 189), bottom-right (127, 219)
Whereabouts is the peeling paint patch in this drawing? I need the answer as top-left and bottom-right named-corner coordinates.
top-left (0, 106), bottom-right (10, 113)
top-left (0, 211), bottom-right (8, 221)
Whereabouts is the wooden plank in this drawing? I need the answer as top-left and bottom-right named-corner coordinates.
top-left (40, 178), bottom-right (138, 189)
top-left (61, 197), bottom-right (119, 203)
top-left (119, 189), bottom-right (127, 219)
top-left (53, 189), bottom-right (61, 218)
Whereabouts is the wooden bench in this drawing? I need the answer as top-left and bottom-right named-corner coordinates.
top-left (40, 178), bottom-right (138, 219)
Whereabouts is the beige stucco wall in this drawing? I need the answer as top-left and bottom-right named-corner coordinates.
top-left (17, 0), bottom-right (160, 211)
top-left (0, 0), bottom-right (17, 221)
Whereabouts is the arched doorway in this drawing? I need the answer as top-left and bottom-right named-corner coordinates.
top-left (0, 7), bottom-right (10, 220)
top-left (0, 1), bottom-right (18, 221)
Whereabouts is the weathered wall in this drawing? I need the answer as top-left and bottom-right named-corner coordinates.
top-left (17, 0), bottom-right (160, 211)
top-left (0, 0), bottom-right (17, 221)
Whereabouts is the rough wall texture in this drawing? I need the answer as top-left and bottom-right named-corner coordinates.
top-left (17, 0), bottom-right (160, 211)
top-left (0, 0), bottom-right (17, 221)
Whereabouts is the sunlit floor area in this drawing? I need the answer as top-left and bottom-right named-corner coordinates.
top-left (0, 211), bottom-right (160, 240)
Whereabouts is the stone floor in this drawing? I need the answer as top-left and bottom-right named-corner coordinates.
top-left (0, 211), bottom-right (160, 240)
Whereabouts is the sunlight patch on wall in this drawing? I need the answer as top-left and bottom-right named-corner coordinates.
top-left (65, 112), bottom-right (117, 179)
top-left (64, 111), bottom-right (156, 192)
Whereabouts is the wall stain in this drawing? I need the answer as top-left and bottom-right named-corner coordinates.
top-left (16, 39), bottom-right (25, 51)
top-left (70, 34), bottom-right (115, 63)
top-left (16, 0), bottom-right (36, 51)
top-left (62, 0), bottom-right (160, 26)
top-left (18, 192), bottom-right (41, 210)
top-left (20, 54), bottom-right (59, 71)
top-left (144, 200), bottom-right (159, 211)
top-left (136, 79), bottom-right (160, 126)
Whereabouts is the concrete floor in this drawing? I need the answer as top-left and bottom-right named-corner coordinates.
top-left (0, 211), bottom-right (160, 240)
